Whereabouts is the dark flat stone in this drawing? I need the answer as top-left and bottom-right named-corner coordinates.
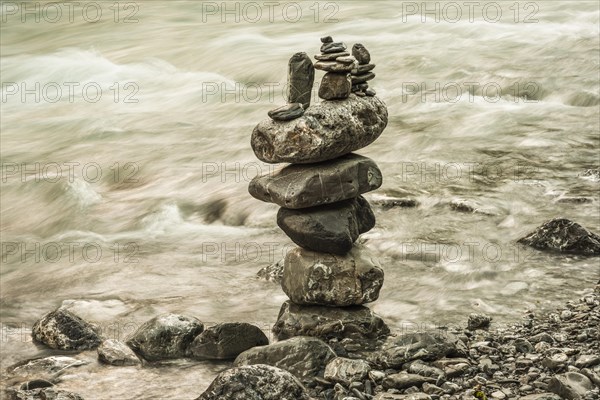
top-left (314, 61), bottom-right (355, 73)
top-left (351, 64), bottom-right (376, 74)
top-left (321, 42), bottom-right (347, 54)
top-left (351, 72), bottom-right (376, 84)
top-left (268, 103), bottom-right (304, 121)
top-left (248, 153), bottom-right (382, 209)
top-left (277, 195), bottom-right (375, 255)
top-left (315, 51), bottom-right (350, 61)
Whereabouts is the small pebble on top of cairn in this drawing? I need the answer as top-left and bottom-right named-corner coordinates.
top-left (250, 36), bottom-right (390, 347)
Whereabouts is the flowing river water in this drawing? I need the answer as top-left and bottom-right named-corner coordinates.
top-left (1, 1), bottom-right (599, 398)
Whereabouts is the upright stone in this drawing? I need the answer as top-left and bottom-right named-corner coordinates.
top-left (288, 52), bottom-right (315, 110)
top-left (352, 43), bottom-right (371, 65)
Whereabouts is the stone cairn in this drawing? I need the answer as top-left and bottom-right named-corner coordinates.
top-left (250, 36), bottom-right (390, 346)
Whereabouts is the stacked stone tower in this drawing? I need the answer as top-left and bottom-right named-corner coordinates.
top-left (250, 37), bottom-right (390, 345)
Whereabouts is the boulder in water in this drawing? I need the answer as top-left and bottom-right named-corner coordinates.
top-left (517, 218), bottom-right (600, 256)
top-left (32, 308), bottom-right (102, 351)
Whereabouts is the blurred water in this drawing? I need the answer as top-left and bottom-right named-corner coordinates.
top-left (1, 1), bottom-right (599, 398)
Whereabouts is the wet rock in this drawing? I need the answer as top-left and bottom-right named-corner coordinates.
top-left (324, 357), bottom-right (371, 384)
top-left (371, 330), bottom-right (468, 369)
top-left (319, 72), bottom-right (352, 100)
top-left (7, 356), bottom-right (88, 378)
top-left (281, 246), bottom-right (384, 306)
top-left (196, 364), bottom-right (310, 400)
top-left (548, 372), bottom-right (594, 399)
top-left (287, 52), bottom-right (315, 110)
top-left (19, 380), bottom-right (54, 390)
top-left (407, 360), bottom-right (445, 378)
top-left (519, 394), bottom-right (562, 400)
top-left (352, 43), bottom-right (371, 64)
top-left (374, 394), bottom-right (431, 400)
top-left (517, 218), bottom-right (600, 256)
top-left (467, 313), bottom-right (492, 330)
top-left (234, 336), bottom-right (335, 381)
top-left (383, 372), bottom-right (436, 390)
top-left (97, 339), bottom-right (141, 366)
top-left (249, 153), bottom-right (382, 209)
top-left (251, 94), bottom-right (388, 164)
top-left (256, 259), bottom-right (284, 283)
top-left (580, 168), bottom-right (600, 182)
top-left (5, 388), bottom-right (85, 400)
top-left (126, 313), bottom-right (204, 361)
top-left (268, 103), bottom-right (304, 121)
top-left (372, 196), bottom-right (419, 209)
top-left (277, 196), bottom-right (375, 255)
top-left (273, 300), bottom-right (389, 341)
top-left (542, 352), bottom-right (568, 371)
top-left (188, 322), bottom-right (268, 360)
top-left (31, 308), bottom-right (102, 351)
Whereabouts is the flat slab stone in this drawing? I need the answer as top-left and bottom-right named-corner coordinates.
top-left (321, 42), bottom-right (347, 54)
top-left (314, 61), bottom-right (356, 73)
top-left (251, 94), bottom-right (388, 164)
top-left (234, 336), bottom-right (335, 382)
top-left (273, 300), bottom-right (390, 341)
top-left (277, 195), bottom-right (375, 255)
top-left (248, 153), bottom-right (382, 209)
top-left (268, 103), bottom-right (304, 121)
top-left (281, 246), bottom-right (384, 306)
top-left (352, 72), bottom-right (376, 84)
top-left (351, 64), bottom-right (376, 74)
top-left (315, 51), bottom-right (350, 61)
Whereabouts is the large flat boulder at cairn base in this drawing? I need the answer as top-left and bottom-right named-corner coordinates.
top-left (281, 246), bottom-right (384, 306)
top-left (32, 307), bottom-right (102, 350)
top-left (277, 195), bottom-right (375, 255)
top-left (517, 218), bottom-right (600, 256)
top-left (187, 322), bottom-right (269, 360)
top-left (248, 153), bottom-right (382, 209)
top-left (126, 313), bottom-right (204, 361)
top-left (273, 300), bottom-right (389, 341)
top-left (233, 336), bottom-right (336, 381)
top-left (196, 364), bottom-right (310, 400)
top-left (370, 330), bottom-right (468, 369)
top-left (251, 94), bottom-right (388, 164)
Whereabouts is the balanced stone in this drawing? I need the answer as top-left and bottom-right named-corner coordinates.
top-left (315, 51), bottom-right (350, 61)
top-left (248, 153), bottom-right (382, 209)
top-left (281, 246), bottom-right (384, 306)
top-left (277, 196), bottom-right (375, 255)
top-left (314, 61), bottom-right (356, 73)
top-left (321, 35), bottom-right (333, 43)
top-left (352, 72), bottom-right (376, 84)
top-left (321, 42), bottom-right (347, 54)
top-left (335, 56), bottom-right (357, 65)
top-left (365, 88), bottom-right (376, 97)
top-left (287, 52), bottom-right (315, 110)
top-left (352, 43), bottom-right (371, 64)
top-left (268, 103), bottom-right (304, 121)
top-left (187, 322), bottom-right (269, 360)
top-left (319, 72), bottom-right (352, 100)
top-left (251, 94), bottom-right (387, 164)
top-left (351, 63), bottom-right (376, 74)
top-left (273, 300), bottom-right (390, 341)
top-left (234, 336), bottom-right (336, 382)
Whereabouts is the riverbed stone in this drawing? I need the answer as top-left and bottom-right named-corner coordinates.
top-left (277, 196), bottom-right (375, 255)
top-left (234, 336), bottom-right (335, 381)
top-left (518, 218), bottom-right (600, 255)
top-left (97, 339), bottom-right (141, 366)
top-left (251, 94), bottom-right (388, 164)
top-left (371, 330), bottom-right (468, 369)
top-left (287, 52), bottom-right (315, 110)
top-left (5, 388), bottom-right (85, 400)
top-left (248, 154), bottom-right (382, 209)
top-left (548, 372), bottom-right (594, 399)
top-left (319, 72), bottom-right (352, 100)
top-left (273, 300), bottom-right (390, 341)
top-left (268, 103), bottom-right (304, 121)
top-left (187, 322), bottom-right (268, 360)
top-left (126, 313), bottom-right (204, 361)
top-left (383, 372), bottom-right (436, 390)
top-left (281, 247), bottom-right (384, 306)
top-left (324, 357), bottom-right (371, 384)
top-left (31, 307), bottom-right (102, 351)
top-left (197, 364), bottom-right (310, 400)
